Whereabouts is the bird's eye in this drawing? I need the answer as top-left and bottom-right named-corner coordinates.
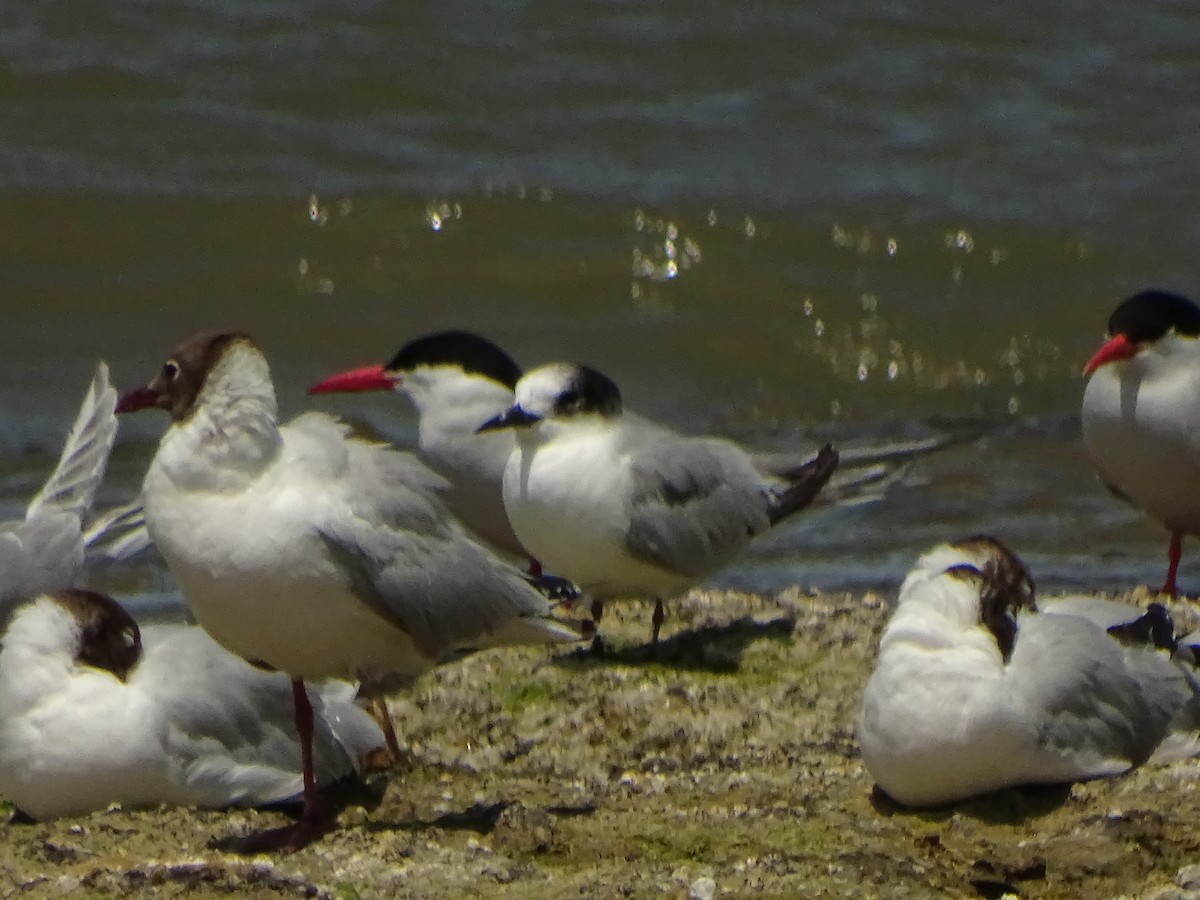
top-left (162, 360), bottom-right (180, 381)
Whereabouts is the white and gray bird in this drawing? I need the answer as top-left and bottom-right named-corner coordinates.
top-left (0, 588), bottom-right (384, 820)
top-left (1082, 289), bottom-right (1200, 597)
top-left (477, 361), bottom-right (842, 646)
top-left (858, 536), bottom-right (1200, 807)
top-left (116, 331), bottom-right (583, 850)
top-left (308, 331), bottom-right (526, 560)
top-left (0, 362), bottom-right (119, 619)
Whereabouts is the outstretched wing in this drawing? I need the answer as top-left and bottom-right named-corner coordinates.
top-left (1, 363), bottom-right (119, 614)
top-left (26, 362), bottom-right (118, 524)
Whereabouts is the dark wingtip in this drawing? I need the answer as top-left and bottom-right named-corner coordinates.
top-left (768, 443), bottom-right (840, 524)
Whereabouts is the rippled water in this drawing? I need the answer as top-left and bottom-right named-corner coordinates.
top-left (3, 1), bottom-right (1199, 605)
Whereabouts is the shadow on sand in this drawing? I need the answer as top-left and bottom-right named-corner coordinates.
top-left (552, 614), bottom-right (796, 674)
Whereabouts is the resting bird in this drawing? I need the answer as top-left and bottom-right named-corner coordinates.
top-left (0, 588), bottom-right (384, 820)
top-left (859, 536), bottom-right (1200, 807)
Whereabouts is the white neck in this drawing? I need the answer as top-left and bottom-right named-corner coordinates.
top-left (881, 547), bottom-right (992, 654)
top-left (153, 343), bottom-right (282, 493)
top-left (0, 599), bottom-right (80, 713)
top-left (403, 369), bottom-right (514, 439)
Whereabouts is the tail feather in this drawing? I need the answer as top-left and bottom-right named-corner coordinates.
top-left (26, 362), bottom-right (118, 525)
top-left (757, 432), bottom-right (959, 515)
top-left (767, 443), bottom-right (839, 525)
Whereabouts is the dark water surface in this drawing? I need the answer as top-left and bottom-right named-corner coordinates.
top-left (3, 2), bottom-right (1199, 605)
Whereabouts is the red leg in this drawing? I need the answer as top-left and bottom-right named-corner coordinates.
top-left (293, 678), bottom-right (319, 813)
top-left (371, 696), bottom-right (403, 768)
top-left (212, 678), bottom-right (330, 854)
top-left (1163, 532), bottom-right (1183, 597)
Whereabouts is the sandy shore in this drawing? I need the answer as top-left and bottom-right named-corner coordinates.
top-left (2, 588), bottom-right (1199, 899)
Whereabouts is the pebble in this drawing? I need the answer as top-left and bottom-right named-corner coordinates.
top-left (689, 876), bottom-right (717, 900)
top-left (1178, 864), bottom-right (1200, 890)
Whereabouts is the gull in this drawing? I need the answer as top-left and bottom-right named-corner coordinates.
top-left (116, 331), bottom-right (582, 850)
top-left (477, 361), bottom-right (841, 647)
top-left (0, 588), bottom-right (384, 820)
top-left (858, 536), bottom-right (1200, 807)
top-left (1082, 289), bottom-right (1200, 596)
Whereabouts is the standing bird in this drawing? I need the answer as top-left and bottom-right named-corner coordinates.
top-left (859, 536), bottom-right (1200, 807)
top-left (0, 588), bottom-right (384, 820)
top-left (308, 331), bottom-right (526, 560)
top-left (1082, 290), bottom-right (1200, 596)
top-left (477, 362), bottom-right (840, 647)
top-left (1, 361), bottom-right (119, 619)
top-left (116, 331), bottom-right (582, 851)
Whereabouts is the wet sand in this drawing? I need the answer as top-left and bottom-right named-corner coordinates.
top-left (2, 588), bottom-right (1198, 899)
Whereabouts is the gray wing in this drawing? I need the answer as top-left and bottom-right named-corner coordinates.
top-left (1012, 612), bottom-right (1193, 770)
top-left (290, 415), bottom-right (578, 663)
top-left (1041, 595), bottom-right (1154, 631)
top-left (140, 625), bottom-right (380, 806)
top-left (624, 430), bottom-right (776, 580)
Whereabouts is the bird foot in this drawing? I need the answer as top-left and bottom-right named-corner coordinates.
top-left (525, 572), bottom-right (582, 605)
top-left (209, 809), bottom-right (331, 855)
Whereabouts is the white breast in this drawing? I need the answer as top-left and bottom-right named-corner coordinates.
top-left (1082, 342), bottom-right (1200, 534)
top-left (142, 421), bottom-right (429, 684)
top-left (502, 424), bottom-right (682, 599)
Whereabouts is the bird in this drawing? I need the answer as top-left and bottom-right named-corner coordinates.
top-left (116, 331), bottom-right (583, 851)
top-left (0, 588), bottom-right (385, 821)
top-left (0, 362), bottom-right (119, 620)
top-left (476, 361), bottom-right (842, 648)
top-left (308, 331), bottom-right (526, 561)
top-left (1082, 289), bottom-right (1200, 597)
top-left (858, 536), bottom-right (1200, 807)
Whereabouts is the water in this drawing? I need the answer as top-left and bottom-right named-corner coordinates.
top-left (2, 1), bottom-right (1199, 606)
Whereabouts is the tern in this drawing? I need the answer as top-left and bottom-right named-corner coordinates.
top-left (1, 362), bottom-right (119, 619)
top-left (477, 361), bottom-right (841, 647)
top-left (858, 536), bottom-right (1200, 807)
top-left (117, 331), bottom-right (582, 850)
top-left (0, 588), bottom-right (384, 820)
top-left (1082, 289), bottom-right (1200, 597)
top-left (309, 330), bottom-right (526, 560)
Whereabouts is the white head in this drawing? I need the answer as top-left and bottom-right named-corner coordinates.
top-left (896, 535), bottom-right (1036, 662)
top-left (476, 362), bottom-right (623, 434)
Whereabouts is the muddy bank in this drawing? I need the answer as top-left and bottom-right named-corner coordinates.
top-left (1, 588), bottom-right (1198, 899)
